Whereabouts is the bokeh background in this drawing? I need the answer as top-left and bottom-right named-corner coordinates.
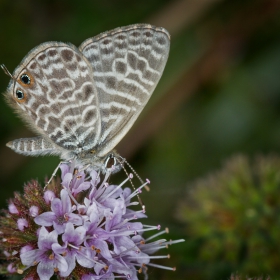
top-left (1, 0), bottom-right (280, 279)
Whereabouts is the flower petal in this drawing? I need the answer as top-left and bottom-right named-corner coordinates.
top-left (37, 259), bottom-right (55, 280)
top-left (52, 242), bottom-right (67, 255)
top-left (20, 248), bottom-right (43, 266)
top-left (76, 247), bottom-right (95, 268)
top-left (50, 198), bottom-right (63, 216)
top-left (55, 253), bottom-right (68, 273)
top-left (62, 223), bottom-right (86, 245)
top-left (88, 239), bottom-right (130, 275)
top-left (59, 250), bottom-right (76, 277)
top-left (34, 212), bottom-right (56, 227)
top-left (60, 189), bottom-right (72, 214)
top-left (53, 221), bottom-right (66, 235)
top-left (61, 172), bottom-right (73, 189)
top-left (68, 213), bottom-right (83, 226)
top-left (73, 181), bottom-right (91, 195)
top-left (38, 228), bottom-right (59, 250)
top-left (60, 164), bottom-right (70, 179)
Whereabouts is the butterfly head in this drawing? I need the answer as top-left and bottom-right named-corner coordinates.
top-left (104, 153), bottom-right (122, 173)
top-left (11, 72), bottom-right (35, 103)
top-left (2, 62), bottom-right (44, 136)
top-left (2, 62), bottom-right (33, 104)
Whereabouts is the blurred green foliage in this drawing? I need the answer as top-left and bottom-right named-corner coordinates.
top-left (177, 155), bottom-right (280, 279)
top-left (230, 276), bottom-right (270, 280)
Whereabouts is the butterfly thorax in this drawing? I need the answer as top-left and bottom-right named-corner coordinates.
top-left (66, 146), bottom-right (121, 173)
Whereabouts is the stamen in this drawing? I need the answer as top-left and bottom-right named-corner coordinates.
top-left (143, 224), bottom-right (161, 230)
top-left (75, 163), bottom-right (91, 177)
top-left (94, 169), bottom-right (113, 199)
top-left (62, 182), bottom-right (80, 207)
top-left (127, 254), bottom-right (170, 260)
top-left (126, 201), bottom-right (139, 207)
top-left (145, 228), bottom-right (169, 242)
top-left (100, 176), bottom-right (131, 201)
top-left (113, 244), bottom-right (139, 258)
top-left (68, 243), bottom-right (104, 266)
top-left (139, 239), bottom-right (185, 252)
top-left (146, 262), bottom-right (176, 271)
top-left (64, 213), bottom-right (69, 221)
top-left (125, 180), bottom-right (150, 203)
top-left (165, 239), bottom-right (185, 245)
top-left (138, 239), bottom-right (167, 249)
top-left (111, 218), bottom-right (129, 230)
top-left (119, 157), bottom-right (147, 187)
top-left (115, 156), bottom-right (146, 209)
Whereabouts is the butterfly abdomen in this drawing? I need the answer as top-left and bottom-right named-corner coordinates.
top-left (6, 137), bottom-right (61, 156)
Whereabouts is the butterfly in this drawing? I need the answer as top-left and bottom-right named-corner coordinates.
top-left (2, 24), bottom-right (170, 172)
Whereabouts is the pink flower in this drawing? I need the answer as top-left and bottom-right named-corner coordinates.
top-left (0, 163), bottom-right (184, 279)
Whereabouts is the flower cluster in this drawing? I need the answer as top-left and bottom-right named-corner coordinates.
top-left (0, 163), bottom-right (184, 279)
top-left (177, 155), bottom-right (280, 278)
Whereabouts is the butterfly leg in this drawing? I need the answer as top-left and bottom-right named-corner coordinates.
top-left (73, 164), bottom-right (91, 181)
top-left (44, 159), bottom-right (76, 190)
top-left (44, 161), bottom-right (63, 190)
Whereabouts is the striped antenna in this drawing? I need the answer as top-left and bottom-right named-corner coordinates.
top-left (120, 156), bottom-right (150, 192)
top-left (1, 64), bottom-right (15, 80)
top-left (115, 156), bottom-right (147, 211)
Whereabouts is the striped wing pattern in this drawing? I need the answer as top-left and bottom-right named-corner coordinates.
top-left (6, 24), bottom-right (170, 163)
top-left (8, 43), bottom-right (101, 152)
top-left (80, 24), bottom-right (170, 157)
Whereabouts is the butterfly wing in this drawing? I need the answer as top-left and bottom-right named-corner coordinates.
top-left (6, 42), bottom-right (101, 157)
top-left (79, 24), bottom-right (170, 157)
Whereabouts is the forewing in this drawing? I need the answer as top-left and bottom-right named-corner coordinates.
top-left (80, 24), bottom-right (170, 157)
top-left (6, 42), bottom-right (101, 153)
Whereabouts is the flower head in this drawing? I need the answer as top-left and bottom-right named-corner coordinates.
top-left (34, 189), bottom-right (83, 234)
top-left (20, 226), bottom-right (68, 279)
top-left (0, 163), bottom-right (184, 279)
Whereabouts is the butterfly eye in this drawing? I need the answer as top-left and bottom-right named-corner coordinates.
top-left (20, 74), bottom-right (31, 85)
top-left (104, 154), bottom-right (117, 168)
top-left (15, 89), bottom-right (25, 100)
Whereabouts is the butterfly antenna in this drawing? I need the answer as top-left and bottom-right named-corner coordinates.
top-left (115, 156), bottom-right (146, 211)
top-left (1, 64), bottom-right (15, 80)
top-left (120, 156), bottom-right (150, 192)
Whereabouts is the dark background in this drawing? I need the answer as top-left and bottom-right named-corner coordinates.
top-left (1, 0), bottom-right (280, 279)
